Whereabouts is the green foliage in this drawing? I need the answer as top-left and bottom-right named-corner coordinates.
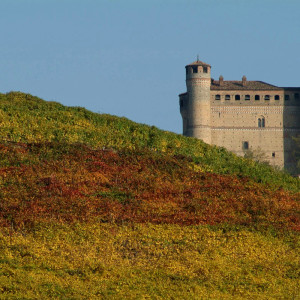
top-left (243, 147), bottom-right (269, 164)
top-left (0, 91), bottom-right (299, 192)
top-left (0, 92), bottom-right (299, 299)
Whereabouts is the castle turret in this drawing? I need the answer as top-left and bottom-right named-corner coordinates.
top-left (180, 59), bottom-right (211, 144)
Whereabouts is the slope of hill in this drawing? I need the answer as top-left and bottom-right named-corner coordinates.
top-left (0, 92), bottom-right (299, 299)
top-left (0, 91), bottom-right (299, 192)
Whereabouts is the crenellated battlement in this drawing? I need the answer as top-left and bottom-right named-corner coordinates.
top-left (179, 59), bottom-right (300, 174)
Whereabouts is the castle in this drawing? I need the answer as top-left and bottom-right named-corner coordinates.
top-left (179, 59), bottom-right (300, 174)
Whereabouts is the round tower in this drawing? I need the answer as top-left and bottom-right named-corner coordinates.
top-left (184, 59), bottom-right (211, 144)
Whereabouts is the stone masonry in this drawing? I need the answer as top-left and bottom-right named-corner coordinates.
top-left (179, 59), bottom-right (300, 174)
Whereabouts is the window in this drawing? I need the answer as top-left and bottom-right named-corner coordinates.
top-left (203, 66), bottom-right (208, 73)
top-left (186, 68), bottom-right (188, 75)
top-left (225, 95), bottom-right (230, 100)
top-left (285, 95), bottom-right (290, 101)
top-left (272, 152), bottom-right (276, 157)
top-left (295, 93), bottom-right (299, 100)
top-left (242, 141), bottom-right (249, 150)
top-left (264, 95), bottom-right (270, 100)
top-left (215, 94), bottom-right (221, 100)
top-left (275, 95), bottom-right (280, 100)
top-left (258, 117), bottom-right (265, 128)
top-left (235, 95), bottom-right (240, 100)
top-left (255, 95), bottom-right (260, 100)
top-left (245, 95), bottom-right (250, 101)
top-left (192, 66), bottom-right (198, 73)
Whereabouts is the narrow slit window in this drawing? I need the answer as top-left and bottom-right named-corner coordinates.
top-left (258, 118), bottom-right (261, 128)
top-left (235, 95), bottom-right (240, 100)
top-left (272, 152), bottom-right (276, 157)
top-left (262, 118), bottom-right (265, 127)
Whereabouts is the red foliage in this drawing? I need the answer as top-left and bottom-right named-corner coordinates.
top-left (0, 142), bottom-right (299, 231)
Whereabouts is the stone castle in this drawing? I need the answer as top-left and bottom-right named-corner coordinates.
top-left (179, 59), bottom-right (300, 174)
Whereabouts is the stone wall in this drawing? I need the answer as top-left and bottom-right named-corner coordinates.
top-left (179, 61), bottom-right (300, 174)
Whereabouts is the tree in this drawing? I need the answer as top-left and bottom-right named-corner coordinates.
top-left (243, 147), bottom-right (269, 164)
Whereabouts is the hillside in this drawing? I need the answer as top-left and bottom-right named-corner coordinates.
top-left (0, 92), bottom-right (299, 192)
top-left (0, 92), bottom-right (299, 299)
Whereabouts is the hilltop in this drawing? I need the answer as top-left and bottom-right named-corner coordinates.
top-left (0, 92), bottom-right (299, 299)
top-left (0, 92), bottom-right (299, 191)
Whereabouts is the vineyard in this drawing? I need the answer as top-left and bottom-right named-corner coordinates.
top-left (0, 92), bottom-right (299, 299)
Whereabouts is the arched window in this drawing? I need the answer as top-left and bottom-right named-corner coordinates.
top-left (215, 94), bottom-right (221, 100)
top-left (245, 95), bottom-right (250, 100)
top-left (258, 116), bottom-right (265, 128)
top-left (242, 141), bottom-right (249, 150)
top-left (235, 95), bottom-right (240, 100)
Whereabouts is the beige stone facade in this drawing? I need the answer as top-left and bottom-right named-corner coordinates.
top-left (179, 60), bottom-right (300, 174)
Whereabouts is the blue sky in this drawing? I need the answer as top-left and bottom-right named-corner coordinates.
top-left (0, 0), bottom-right (299, 133)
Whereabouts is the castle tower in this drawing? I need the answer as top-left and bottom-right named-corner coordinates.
top-left (180, 59), bottom-right (212, 144)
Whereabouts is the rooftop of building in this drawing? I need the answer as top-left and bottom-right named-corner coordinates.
top-left (178, 82), bottom-right (300, 96)
top-left (211, 80), bottom-right (282, 91)
top-left (186, 60), bottom-right (211, 67)
top-left (280, 87), bottom-right (300, 91)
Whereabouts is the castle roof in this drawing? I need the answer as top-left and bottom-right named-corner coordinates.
top-left (281, 87), bottom-right (300, 91)
top-left (186, 60), bottom-right (211, 67)
top-left (211, 80), bottom-right (282, 91)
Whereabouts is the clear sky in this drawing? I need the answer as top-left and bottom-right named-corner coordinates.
top-left (0, 0), bottom-right (299, 134)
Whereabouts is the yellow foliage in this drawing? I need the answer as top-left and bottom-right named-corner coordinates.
top-left (0, 224), bottom-right (298, 299)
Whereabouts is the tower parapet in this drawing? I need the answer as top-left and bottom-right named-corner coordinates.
top-left (183, 59), bottom-right (212, 143)
top-left (179, 59), bottom-right (300, 174)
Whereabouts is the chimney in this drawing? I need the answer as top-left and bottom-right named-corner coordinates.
top-left (219, 75), bottom-right (224, 86)
top-left (242, 75), bottom-right (247, 86)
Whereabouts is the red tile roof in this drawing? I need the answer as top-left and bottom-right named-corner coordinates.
top-left (186, 60), bottom-right (211, 67)
top-left (211, 80), bottom-right (282, 91)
